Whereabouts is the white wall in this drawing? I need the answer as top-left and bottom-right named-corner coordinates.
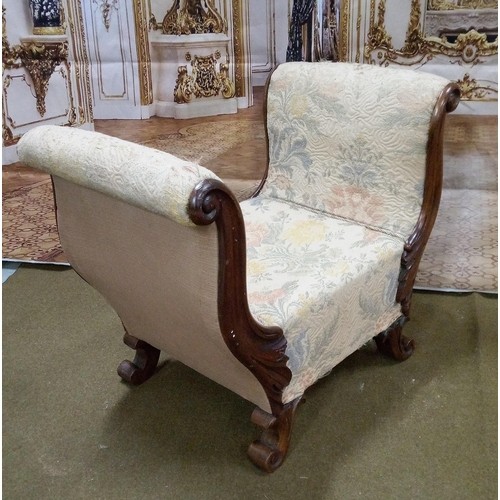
top-left (82, 0), bottom-right (147, 119)
top-left (249, 0), bottom-right (292, 86)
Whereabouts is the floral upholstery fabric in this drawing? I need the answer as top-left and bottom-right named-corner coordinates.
top-left (262, 62), bottom-right (450, 240)
top-left (17, 125), bottom-right (220, 227)
top-left (241, 197), bottom-right (404, 404)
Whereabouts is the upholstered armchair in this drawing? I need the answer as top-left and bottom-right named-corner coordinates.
top-left (18, 62), bottom-right (459, 472)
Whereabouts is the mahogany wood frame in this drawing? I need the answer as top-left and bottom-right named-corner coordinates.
top-left (116, 68), bottom-right (459, 472)
top-left (376, 82), bottom-right (460, 359)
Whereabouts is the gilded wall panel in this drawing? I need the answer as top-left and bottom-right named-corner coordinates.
top-left (361, 0), bottom-right (498, 103)
top-left (133, 0), bottom-right (153, 105)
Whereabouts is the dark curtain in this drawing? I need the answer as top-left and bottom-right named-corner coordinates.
top-left (286, 0), bottom-right (316, 62)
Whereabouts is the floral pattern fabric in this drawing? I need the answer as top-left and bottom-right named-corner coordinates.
top-left (262, 62), bottom-right (450, 240)
top-left (242, 197), bottom-right (404, 404)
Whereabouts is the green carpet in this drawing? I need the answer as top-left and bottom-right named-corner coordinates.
top-left (3, 266), bottom-right (497, 499)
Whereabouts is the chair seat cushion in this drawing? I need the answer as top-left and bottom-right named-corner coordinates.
top-left (241, 196), bottom-right (405, 404)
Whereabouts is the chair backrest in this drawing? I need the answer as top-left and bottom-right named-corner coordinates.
top-left (261, 62), bottom-right (450, 240)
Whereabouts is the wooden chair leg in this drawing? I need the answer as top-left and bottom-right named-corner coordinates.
top-left (117, 332), bottom-right (161, 385)
top-left (247, 396), bottom-right (303, 472)
top-left (374, 316), bottom-right (414, 361)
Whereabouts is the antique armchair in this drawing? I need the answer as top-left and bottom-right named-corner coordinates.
top-left (18, 62), bottom-right (459, 472)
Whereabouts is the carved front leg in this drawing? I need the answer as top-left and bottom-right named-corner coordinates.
top-left (374, 316), bottom-right (414, 361)
top-left (247, 397), bottom-right (303, 472)
top-left (117, 332), bottom-right (161, 385)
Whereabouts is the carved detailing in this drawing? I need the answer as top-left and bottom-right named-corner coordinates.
top-left (365, 0), bottom-right (498, 67)
top-left (231, 0), bottom-right (244, 96)
top-left (404, 0), bottom-right (422, 54)
top-left (3, 7), bottom-right (69, 145)
top-left (340, 0), bottom-right (350, 61)
top-left (374, 316), bottom-right (414, 361)
top-left (248, 397), bottom-right (303, 472)
top-left (174, 66), bottom-right (193, 103)
top-left (188, 179), bottom-right (292, 414)
top-left (18, 40), bottom-right (69, 117)
top-left (450, 29), bottom-right (498, 61)
top-left (3, 2), bottom-right (91, 146)
top-left (456, 72), bottom-right (498, 99)
top-left (218, 62), bottom-right (235, 98)
top-left (93, 0), bottom-right (118, 31)
top-left (117, 331), bottom-right (161, 385)
top-left (161, 0), bottom-right (226, 35)
top-left (192, 54), bottom-right (220, 97)
top-left (365, 0), bottom-right (392, 52)
top-left (174, 54), bottom-right (235, 103)
top-left (397, 83), bottom-right (460, 317)
top-left (428, 0), bottom-right (498, 10)
top-left (3, 6), bottom-right (70, 118)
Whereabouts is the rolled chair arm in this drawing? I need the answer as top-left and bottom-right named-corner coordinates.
top-left (17, 125), bottom-right (221, 226)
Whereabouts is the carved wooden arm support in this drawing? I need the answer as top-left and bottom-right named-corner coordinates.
top-left (188, 179), bottom-right (292, 415)
top-left (397, 82), bottom-right (461, 316)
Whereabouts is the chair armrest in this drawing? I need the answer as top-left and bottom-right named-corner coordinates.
top-left (17, 125), bottom-right (220, 226)
top-left (189, 179), bottom-right (291, 414)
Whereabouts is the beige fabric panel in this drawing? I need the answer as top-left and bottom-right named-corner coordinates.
top-left (53, 176), bottom-right (271, 412)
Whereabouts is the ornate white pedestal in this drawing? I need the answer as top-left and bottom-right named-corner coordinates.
top-left (152, 33), bottom-right (237, 119)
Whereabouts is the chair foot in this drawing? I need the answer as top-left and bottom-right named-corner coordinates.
top-left (247, 397), bottom-right (303, 472)
top-left (117, 332), bottom-right (161, 385)
top-left (374, 316), bottom-right (414, 361)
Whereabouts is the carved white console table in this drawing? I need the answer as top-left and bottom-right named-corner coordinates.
top-left (151, 33), bottom-right (237, 119)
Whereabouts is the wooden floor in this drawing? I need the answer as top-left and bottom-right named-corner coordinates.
top-left (3, 87), bottom-right (497, 194)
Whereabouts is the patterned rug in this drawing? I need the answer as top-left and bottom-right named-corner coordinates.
top-left (415, 189), bottom-right (497, 293)
top-left (2, 179), bottom-right (67, 264)
top-left (2, 120), bottom-right (498, 293)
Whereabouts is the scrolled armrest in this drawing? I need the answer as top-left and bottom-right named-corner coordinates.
top-left (17, 125), bottom-right (221, 226)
